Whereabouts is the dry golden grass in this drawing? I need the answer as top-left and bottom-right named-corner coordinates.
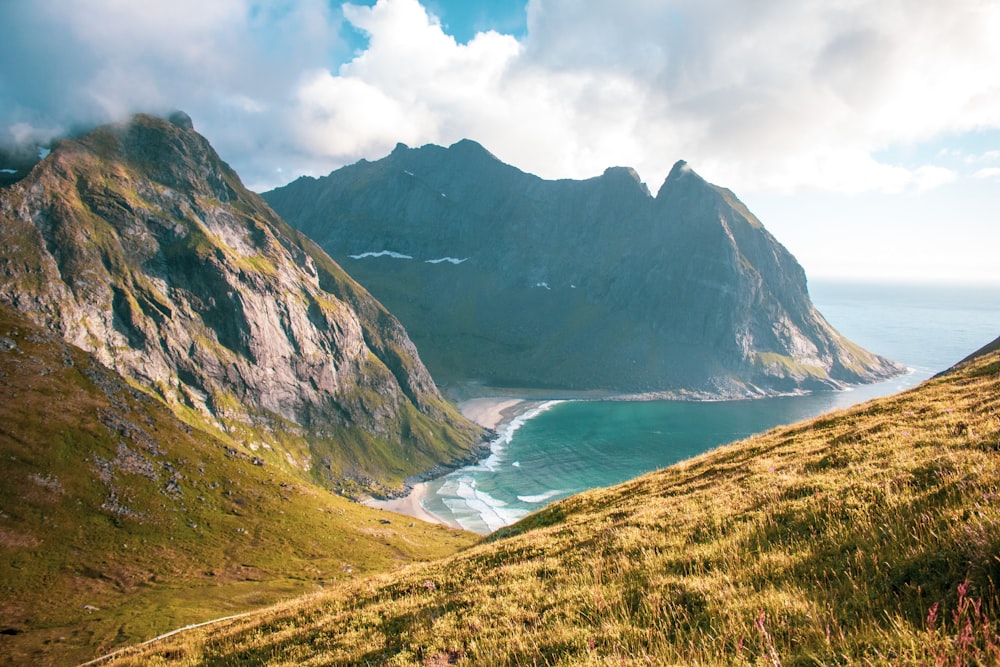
top-left (102, 340), bottom-right (1000, 665)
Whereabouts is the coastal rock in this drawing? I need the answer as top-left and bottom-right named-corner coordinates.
top-left (264, 142), bottom-right (904, 396)
top-left (0, 114), bottom-right (484, 493)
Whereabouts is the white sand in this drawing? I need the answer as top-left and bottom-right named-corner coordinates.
top-left (458, 397), bottom-right (527, 430)
top-left (362, 482), bottom-right (450, 526)
top-left (362, 397), bottom-right (534, 528)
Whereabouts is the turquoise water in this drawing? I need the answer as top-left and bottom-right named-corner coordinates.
top-left (423, 280), bottom-right (1000, 534)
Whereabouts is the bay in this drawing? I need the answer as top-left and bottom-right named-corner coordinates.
top-left (424, 280), bottom-right (1000, 534)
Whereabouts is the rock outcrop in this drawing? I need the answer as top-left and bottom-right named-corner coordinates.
top-left (264, 141), bottom-right (904, 396)
top-left (0, 114), bottom-right (484, 494)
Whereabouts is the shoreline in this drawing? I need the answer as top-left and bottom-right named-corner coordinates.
top-left (458, 397), bottom-right (531, 431)
top-left (361, 481), bottom-right (446, 526)
top-left (361, 396), bottom-right (539, 528)
top-left (360, 374), bottom-right (917, 530)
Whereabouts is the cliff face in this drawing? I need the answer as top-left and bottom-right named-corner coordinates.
top-left (0, 114), bottom-right (484, 494)
top-left (265, 141), bottom-right (903, 396)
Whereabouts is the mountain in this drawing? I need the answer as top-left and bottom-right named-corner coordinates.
top-left (264, 142), bottom-right (903, 397)
top-left (108, 334), bottom-right (1000, 666)
top-left (0, 304), bottom-right (477, 666)
top-left (0, 114), bottom-right (485, 497)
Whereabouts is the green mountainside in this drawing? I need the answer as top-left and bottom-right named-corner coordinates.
top-left (109, 335), bottom-right (1000, 666)
top-left (265, 144), bottom-right (903, 397)
top-left (0, 114), bottom-right (485, 496)
top-left (0, 304), bottom-right (478, 666)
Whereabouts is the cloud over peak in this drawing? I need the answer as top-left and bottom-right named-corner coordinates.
top-left (2, 0), bottom-right (999, 194)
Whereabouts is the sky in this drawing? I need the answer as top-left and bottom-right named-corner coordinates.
top-left (1, 0), bottom-right (998, 284)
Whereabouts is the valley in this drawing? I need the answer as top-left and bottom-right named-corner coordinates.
top-left (99, 336), bottom-right (1000, 665)
top-left (0, 113), bottom-right (994, 665)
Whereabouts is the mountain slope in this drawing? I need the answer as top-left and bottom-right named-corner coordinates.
top-left (111, 335), bottom-right (1000, 665)
top-left (0, 304), bottom-right (478, 666)
top-left (264, 142), bottom-right (903, 397)
top-left (0, 114), bottom-right (485, 495)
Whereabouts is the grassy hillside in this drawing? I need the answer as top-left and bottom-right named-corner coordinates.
top-left (105, 336), bottom-right (1000, 665)
top-left (0, 305), bottom-right (477, 666)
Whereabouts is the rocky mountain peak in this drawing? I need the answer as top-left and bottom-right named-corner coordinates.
top-left (446, 138), bottom-right (502, 162)
top-left (601, 166), bottom-right (651, 196)
top-left (667, 158), bottom-right (692, 179)
top-left (655, 159), bottom-right (711, 201)
top-left (0, 113), bottom-right (484, 494)
top-left (167, 109), bottom-right (195, 130)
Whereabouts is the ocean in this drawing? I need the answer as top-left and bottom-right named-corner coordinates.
top-left (423, 280), bottom-right (1000, 534)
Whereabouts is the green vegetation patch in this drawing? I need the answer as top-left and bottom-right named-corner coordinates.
top-left (754, 351), bottom-right (827, 379)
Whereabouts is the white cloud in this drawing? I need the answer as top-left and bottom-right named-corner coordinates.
top-left (966, 150), bottom-right (1000, 164)
top-left (0, 0), bottom-right (345, 185)
top-left (554, 0), bottom-right (1000, 191)
top-left (281, 0), bottom-right (1000, 193)
top-left (973, 167), bottom-right (1000, 180)
top-left (284, 0), bottom-right (523, 165)
top-left (292, 70), bottom-right (430, 155)
top-left (2, 0), bottom-right (1000, 195)
top-left (911, 165), bottom-right (958, 191)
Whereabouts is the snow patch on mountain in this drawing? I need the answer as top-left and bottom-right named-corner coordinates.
top-left (349, 250), bottom-right (413, 260)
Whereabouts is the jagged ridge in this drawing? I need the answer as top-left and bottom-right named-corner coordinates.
top-left (265, 141), bottom-right (904, 397)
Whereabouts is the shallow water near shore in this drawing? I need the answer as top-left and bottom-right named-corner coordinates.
top-left (423, 280), bottom-right (1000, 534)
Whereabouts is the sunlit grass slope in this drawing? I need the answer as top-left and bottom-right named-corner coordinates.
top-left (0, 306), bottom-right (477, 666)
top-left (108, 336), bottom-right (1000, 666)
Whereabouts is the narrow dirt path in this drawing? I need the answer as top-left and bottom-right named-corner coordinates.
top-left (78, 610), bottom-right (256, 666)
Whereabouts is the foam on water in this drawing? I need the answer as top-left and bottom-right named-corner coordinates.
top-left (474, 400), bottom-right (563, 472)
top-left (517, 489), bottom-right (564, 504)
top-left (425, 400), bottom-right (563, 532)
top-left (439, 475), bottom-right (530, 533)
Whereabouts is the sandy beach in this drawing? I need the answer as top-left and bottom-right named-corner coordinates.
top-left (458, 397), bottom-right (529, 430)
top-left (362, 482), bottom-right (445, 526)
top-left (362, 396), bottom-right (533, 528)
